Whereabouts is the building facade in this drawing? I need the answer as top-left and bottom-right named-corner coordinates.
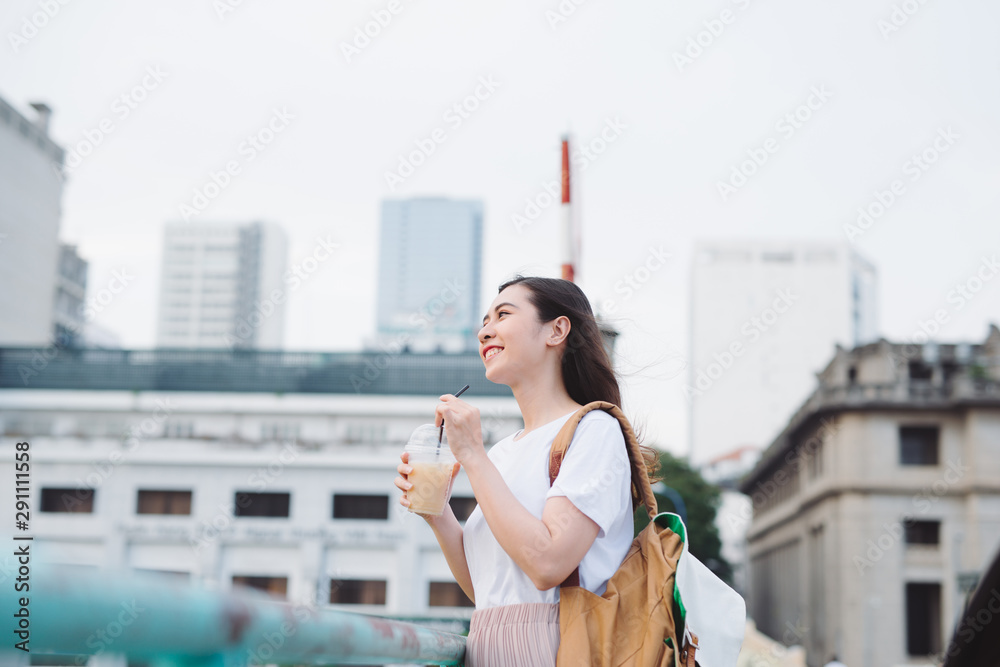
top-left (739, 325), bottom-right (1000, 667)
top-left (54, 243), bottom-right (89, 347)
top-left (375, 197), bottom-right (483, 353)
top-left (688, 239), bottom-right (878, 464)
top-left (156, 221), bottom-right (288, 350)
top-left (0, 96), bottom-right (68, 347)
top-left (0, 349), bottom-right (519, 620)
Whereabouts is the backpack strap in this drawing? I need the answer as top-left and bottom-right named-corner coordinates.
top-left (547, 401), bottom-right (659, 589)
top-left (681, 631), bottom-right (699, 667)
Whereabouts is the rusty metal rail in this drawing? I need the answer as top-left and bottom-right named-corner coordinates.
top-left (3, 563), bottom-right (466, 666)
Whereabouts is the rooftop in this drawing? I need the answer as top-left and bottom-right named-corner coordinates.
top-left (0, 94), bottom-right (65, 164)
top-left (739, 324), bottom-right (1000, 492)
top-left (0, 347), bottom-right (512, 397)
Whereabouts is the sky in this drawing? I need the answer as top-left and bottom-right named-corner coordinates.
top-left (1, 0), bottom-right (998, 454)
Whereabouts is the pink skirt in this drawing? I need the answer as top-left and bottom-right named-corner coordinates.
top-left (466, 602), bottom-right (560, 667)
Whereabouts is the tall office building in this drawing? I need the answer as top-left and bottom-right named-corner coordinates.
top-left (688, 240), bottom-right (878, 464)
top-left (0, 96), bottom-right (68, 346)
top-left (157, 221), bottom-right (288, 349)
top-left (375, 198), bottom-right (483, 353)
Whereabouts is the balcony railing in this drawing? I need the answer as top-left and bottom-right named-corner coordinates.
top-left (740, 377), bottom-right (1000, 491)
top-left (782, 377), bottom-right (1000, 435)
top-left (2, 564), bottom-right (466, 666)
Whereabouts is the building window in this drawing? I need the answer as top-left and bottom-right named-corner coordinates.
top-left (900, 426), bottom-right (939, 465)
top-left (904, 520), bottom-right (940, 546)
top-left (330, 579), bottom-right (386, 605)
top-left (345, 422), bottom-right (387, 444)
top-left (905, 582), bottom-right (942, 656)
top-left (428, 581), bottom-right (474, 608)
top-left (908, 361), bottom-right (933, 380)
top-left (40, 488), bottom-right (94, 513)
top-left (261, 422), bottom-right (299, 441)
top-left (333, 494), bottom-right (389, 520)
top-left (805, 437), bottom-right (824, 480)
top-left (234, 492), bottom-right (290, 518)
top-left (164, 421), bottom-right (194, 438)
top-left (233, 575), bottom-right (288, 599)
top-left (137, 490), bottom-right (192, 515)
top-left (449, 496), bottom-right (478, 522)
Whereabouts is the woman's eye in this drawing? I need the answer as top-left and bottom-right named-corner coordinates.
top-left (498, 311), bottom-right (509, 317)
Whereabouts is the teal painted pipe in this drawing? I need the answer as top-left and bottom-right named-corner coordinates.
top-left (5, 563), bottom-right (466, 666)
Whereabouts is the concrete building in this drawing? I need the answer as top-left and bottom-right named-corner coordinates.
top-left (375, 198), bottom-right (483, 353)
top-left (739, 325), bottom-right (1000, 667)
top-left (688, 239), bottom-right (878, 464)
top-left (0, 349), bottom-right (518, 620)
top-left (157, 221), bottom-right (288, 350)
top-left (54, 243), bottom-right (89, 346)
top-left (0, 96), bottom-right (68, 347)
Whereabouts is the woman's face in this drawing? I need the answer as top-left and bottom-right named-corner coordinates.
top-left (477, 284), bottom-right (550, 386)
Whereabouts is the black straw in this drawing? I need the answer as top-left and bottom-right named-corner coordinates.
top-left (438, 384), bottom-right (470, 450)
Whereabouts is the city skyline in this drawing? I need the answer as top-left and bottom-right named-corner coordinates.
top-left (1, 0), bottom-right (998, 453)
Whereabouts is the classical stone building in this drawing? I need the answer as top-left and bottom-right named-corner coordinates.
top-left (739, 325), bottom-right (1000, 667)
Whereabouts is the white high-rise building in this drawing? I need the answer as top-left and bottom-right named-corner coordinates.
top-left (157, 221), bottom-right (288, 350)
top-left (0, 97), bottom-right (68, 346)
top-left (688, 239), bottom-right (878, 464)
top-left (375, 198), bottom-right (483, 353)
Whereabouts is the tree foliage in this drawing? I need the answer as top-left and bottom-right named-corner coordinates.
top-left (634, 450), bottom-right (734, 584)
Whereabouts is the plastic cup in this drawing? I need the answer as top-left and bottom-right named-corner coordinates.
top-left (404, 424), bottom-right (457, 517)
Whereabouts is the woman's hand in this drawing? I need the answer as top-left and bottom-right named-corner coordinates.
top-left (435, 394), bottom-right (486, 467)
top-left (395, 451), bottom-right (461, 523)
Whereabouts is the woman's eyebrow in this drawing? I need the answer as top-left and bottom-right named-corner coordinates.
top-left (482, 302), bottom-right (518, 324)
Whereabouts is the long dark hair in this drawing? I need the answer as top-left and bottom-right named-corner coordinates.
top-left (498, 275), bottom-right (661, 484)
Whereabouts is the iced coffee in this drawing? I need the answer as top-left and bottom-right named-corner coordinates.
top-left (404, 424), bottom-right (457, 517)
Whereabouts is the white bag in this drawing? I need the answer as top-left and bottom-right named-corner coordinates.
top-left (660, 512), bottom-right (747, 667)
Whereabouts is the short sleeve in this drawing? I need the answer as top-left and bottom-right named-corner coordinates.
top-left (545, 411), bottom-right (632, 538)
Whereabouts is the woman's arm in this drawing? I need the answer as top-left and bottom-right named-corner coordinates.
top-left (424, 504), bottom-right (475, 603)
top-left (463, 454), bottom-right (599, 590)
top-left (436, 395), bottom-right (601, 591)
top-left (395, 454), bottom-right (475, 603)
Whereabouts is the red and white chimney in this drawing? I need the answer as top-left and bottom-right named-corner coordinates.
top-left (560, 136), bottom-right (576, 282)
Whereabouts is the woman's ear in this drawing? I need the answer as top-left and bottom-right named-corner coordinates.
top-left (546, 316), bottom-right (571, 348)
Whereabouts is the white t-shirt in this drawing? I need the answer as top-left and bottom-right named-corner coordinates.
top-left (463, 409), bottom-right (633, 609)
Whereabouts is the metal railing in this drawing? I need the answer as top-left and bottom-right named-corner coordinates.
top-left (2, 564), bottom-right (466, 666)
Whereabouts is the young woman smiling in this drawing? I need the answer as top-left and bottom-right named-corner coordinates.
top-left (395, 275), bottom-right (659, 666)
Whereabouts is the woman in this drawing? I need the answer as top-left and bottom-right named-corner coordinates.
top-left (395, 275), bottom-right (658, 666)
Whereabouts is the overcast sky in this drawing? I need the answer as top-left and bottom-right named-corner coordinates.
top-left (2, 0), bottom-right (998, 453)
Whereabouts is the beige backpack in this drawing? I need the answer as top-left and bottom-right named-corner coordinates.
top-left (548, 401), bottom-right (745, 667)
